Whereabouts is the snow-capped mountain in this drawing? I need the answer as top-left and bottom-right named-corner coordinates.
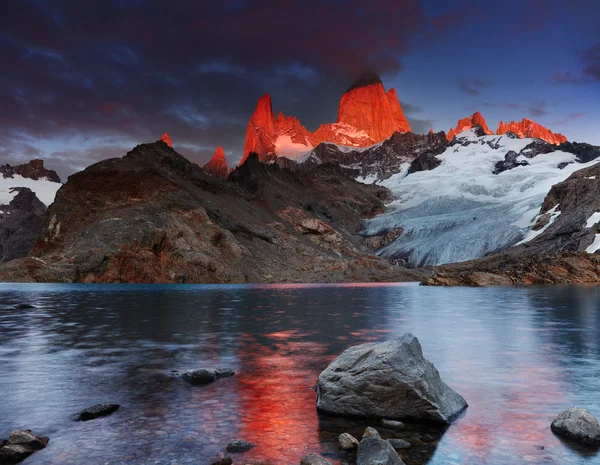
top-left (362, 128), bottom-right (600, 267)
top-left (1, 160), bottom-right (62, 206)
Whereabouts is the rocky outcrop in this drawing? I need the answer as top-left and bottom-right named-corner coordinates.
top-left (0, 188), bottom-right (47, 263)
top-left (161, 133), bottom-right (172, 147)
top-left (0, 160), bottom-right (61, 183)
top-left (0, 430), bottom-right (49, 464)
top-left (496, 119), bottom-right (567, 145)
top-left (315, 334), bottom-right (468, 424)
top-left (203, 147), bottom-right (229, 180)
top-left (0, 142), bottom-right (425, 284)
top-left (551, 407), bottom-right (600, 445)
top-left (446, 111), bottom-right (493, 141)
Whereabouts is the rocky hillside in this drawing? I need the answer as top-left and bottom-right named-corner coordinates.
top-left (0, 141), bottom-right (425, 284)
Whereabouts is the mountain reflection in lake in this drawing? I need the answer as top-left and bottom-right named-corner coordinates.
top-left (1, 283), bottom-right (600, 464)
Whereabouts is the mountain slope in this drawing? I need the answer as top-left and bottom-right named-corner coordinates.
top-left (0, 141), bottom-right (423, 283)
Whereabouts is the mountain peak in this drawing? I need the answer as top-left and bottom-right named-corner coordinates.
top-left (446, 112), bottom-right (493, 140)
top-left (496, 119), bottom-right (567, 145)
top-left (161, 133), bottom-right (172, 147)
top-left (345, 72), bottom-right (383, 93)
top-left (203, 146), bottom-right (229, 179)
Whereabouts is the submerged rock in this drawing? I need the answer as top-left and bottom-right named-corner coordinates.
top-left (551, 407), bottom-right (600, 445)
top-left (300, 452), bottom-right (333, 465)
top-left (315, 333), bottom-right (467, 424)
top-left (0, 430), bottom-right (48, 464)
top-left (72, 403), bottom-right (120, 421)
top-left (387, 438), bottom-right (411, 450)
top-left (357, 437), bottom-right (405, 465)
top-left (226, 439), bottom-right (255, 453)
top-left (338, 432), bottom-right (359, 450)
top-left (380, 419), bottom-right (405, 430)
top-left (180, 368), bottom-right (235, 386)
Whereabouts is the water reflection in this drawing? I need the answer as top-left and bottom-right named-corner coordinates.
top-left (0, 283), bottom-right (600, 464)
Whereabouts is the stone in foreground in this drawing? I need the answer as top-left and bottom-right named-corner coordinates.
top-left (363, 427), bottom-right (381, 439)
top-left (387, 438), bottom-right (411, 450)
top-left (357, 438), bottom-right (405, 465)
top-left (338, 432), bottom-right (359, 450)
top-left (315, 333), bottom-right (467, 424)
top-left (226, 439), bottom-right (255, 453)
top-left (300, 452), bottom-right (333, 465)
top-left (551, 407), bottom-right (600, 445)
top-left (72, 403), bottom-right (120, 421)
top-left (0, 430), bottom-right (49, 464)
top-left (380, 419), bottom-right (405, 430)
top-left (180, 368), bottom-right (235, 386)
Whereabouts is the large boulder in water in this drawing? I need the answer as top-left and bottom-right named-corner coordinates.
top-left (357, 437), bottom-right (405, 465)
top-left (551, 407), bottom-right (600, 445)
top-left (315, 333), bottom-right (467, 424)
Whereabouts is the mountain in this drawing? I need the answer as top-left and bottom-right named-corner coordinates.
top-left (361, 128), bottom-right (600, 267)
top-left (0, 187), bottom-right (47, 263)
top-left (240, 73), bottom-right (411, 163)
top-left (497, 118), bottom-right (567, 145)
top-left (1, 160), bottom-right (61, 206)
top-left (446, 111), bottom-right (493, 140)
top-left (0, 140), bottom-right (424, 283)
top-left (203, 146), bottom-right (229, 179)
top-left (161, 133), bottom-right (172, 147)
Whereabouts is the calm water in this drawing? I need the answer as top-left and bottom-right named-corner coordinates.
top-left (1, 283), bottom-right (600, 465)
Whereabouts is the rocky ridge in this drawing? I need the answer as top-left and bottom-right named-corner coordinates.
top-left (0, 160), bottom-right (60, 183)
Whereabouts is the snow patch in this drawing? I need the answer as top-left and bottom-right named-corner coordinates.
top-left (0, 175), bottom-right (61, 206)
top-left (586, 212), bottom-right (600, 228)
top-left (586, 235), bottom-right (600, 253)
top-left (517, 204), bottom-right (560, 244)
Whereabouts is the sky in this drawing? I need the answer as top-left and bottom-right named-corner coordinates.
top-left (1, 0), bottom-right (599, 179)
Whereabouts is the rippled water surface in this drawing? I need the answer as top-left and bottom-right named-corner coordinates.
top-left (1, 283), bottom-right (600, 464)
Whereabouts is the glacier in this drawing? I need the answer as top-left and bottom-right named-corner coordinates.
top-left (0, 174), bottom-right (61, 206)
top-left (362, 129), bottom-right (600, 266)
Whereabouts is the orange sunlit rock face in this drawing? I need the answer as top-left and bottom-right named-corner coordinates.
top-left (496, 118), bottom-right (567, 145)
top-left (240, 74), bottom-right (411, 164)
top-left (446, 111), bottom-right (494, 140)
top-left (161, 133), bottom-right (172, 147)
top-left (203, 146), bottom-right (229, 179)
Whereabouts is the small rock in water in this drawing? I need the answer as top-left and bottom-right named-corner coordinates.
top-left (535, 445), bottom-right (545, 450)
top-left (226, 439), bottom-right (255, 453)
top-left (357, 438), bottom-right (405, 465)
top-left (380, 419), bottom-right (405, 430)
top-left (211, 458), bottom-right (233, 465)
top-left (363, 427), bottom-right (382, 439)
top-left (300, 452), bottom-right (333, 465)
top-left (387, 438), bottom-right (411, 450)
top-left (8, 430), bottom-right (49, 450)
top-left (180, 368), bottom-right (235, 386)
top-left (72, 403), bottom-right (120, 421)
top-left (551, 407), bottom-right (600, 445)
top-left (0, 444), bottom-right (34, 463)
top-left (338, 432), bottom-right (359, 450)
top-left (14, 304), bottom-right (35, 309)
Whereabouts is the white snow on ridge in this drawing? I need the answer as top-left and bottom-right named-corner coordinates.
top-left (274, 135), bottom-right (312, 159)
top-left (0, 175), bottom-right (61, 206)
top-left (586, 212), bottom-right (600, 228)
top-left (364, 129), bottom-right (600, 266)
top-left (517, 204), bottom-right (560, 245)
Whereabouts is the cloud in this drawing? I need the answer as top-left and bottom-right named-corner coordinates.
top-left (401, 102), bottom-right (422, 115)
top-left (407, 117), bottom-right (435, 134)
top-left (552, 42), bottom-right (600, 84)
top-left (458, 77), bottom-right (493, 96)
top-left (527, 100), bottom-right (548, 118)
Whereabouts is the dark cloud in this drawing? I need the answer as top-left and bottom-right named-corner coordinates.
top-left (458, 78), bottom-right (493, 96)
top-left (0, 0), bottom-right (428, 172)
top-left (401, 102), bottom-right (423, 115)
top-left (553, 42), bottom-right (600, 84)
top-left (406, 117), bottom-right (435, 134)
top-left (527, 100), bottom-right (548, 118)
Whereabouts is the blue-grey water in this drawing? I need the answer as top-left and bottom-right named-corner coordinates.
top-left (1, 283), bottom-right (600, 465)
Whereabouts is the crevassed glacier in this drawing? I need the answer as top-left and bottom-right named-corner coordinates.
top-left (362, 129), bottom-right (600, 266)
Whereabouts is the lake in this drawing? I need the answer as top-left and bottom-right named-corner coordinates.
top-left (1, 282), bottom-right (600, 464)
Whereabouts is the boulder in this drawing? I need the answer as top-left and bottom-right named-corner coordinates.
top-left (551, 407), bottom-right (600, 445)
top-left (226, 439), bottom-right (255, 453)
top-left (0, 430), bottom-right (49, 464)
top-left (338, 432), bottom-right (359, 450)
top-left (300, 452), bottom-right (332, 465)
top-left (357, 438), bottom-right (405, 465)
top-left (315, 334), bottom-right (467, 424)
top-left (387, 438), bottom-right (411, 450)
top-left (7, 430), bottom-right (48, 450)
top-left (362, 427), bottom-right (381, 439)
top-left (0, 444), bottom-right (34, 464)
top-left (72, 403), bottom-right (120, 421)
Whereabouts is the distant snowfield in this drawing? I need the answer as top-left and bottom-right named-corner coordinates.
top-left (0, 175), bottom-right (61, 206)
top-left (363, 129), bottom-right (600, 266)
